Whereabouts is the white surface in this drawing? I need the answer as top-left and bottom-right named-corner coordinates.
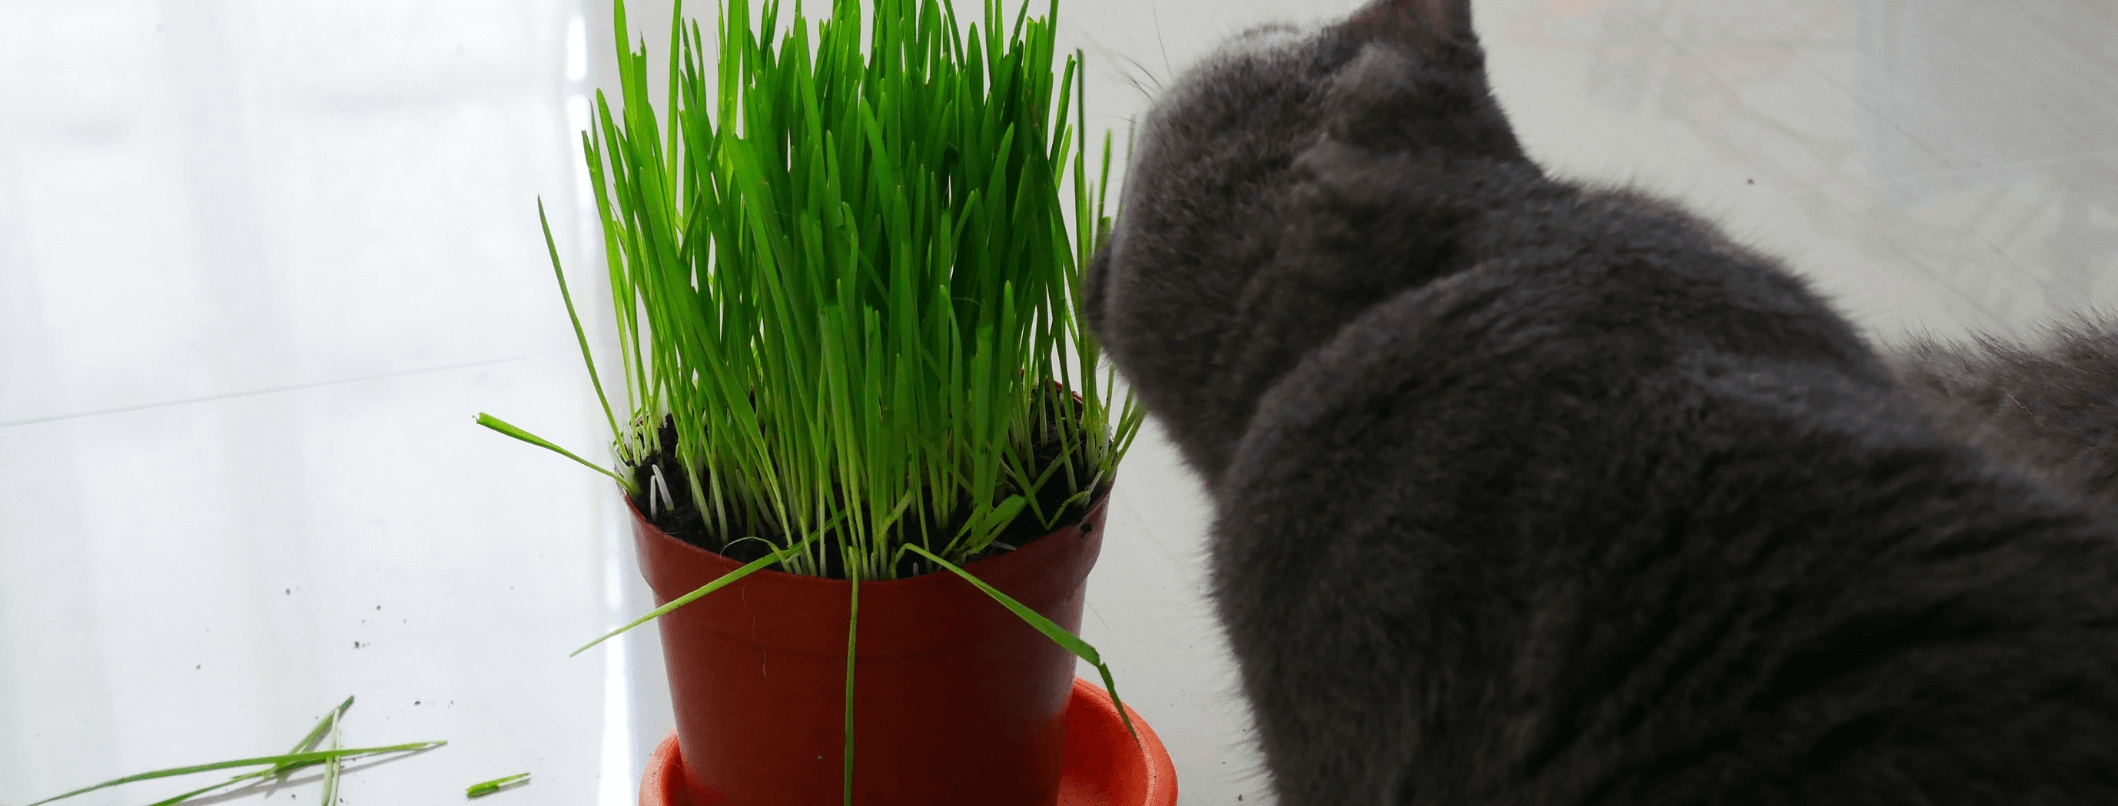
top-left (4, 1), bottom-right (2116, 804)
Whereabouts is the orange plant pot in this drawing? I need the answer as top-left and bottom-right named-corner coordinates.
top-left (632, 492), bottom-right (1109, 805)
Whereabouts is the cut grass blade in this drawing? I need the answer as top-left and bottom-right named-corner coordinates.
top-left (25, 696), bottom-right (441, 806)
top-left (321, 703), bottom-right (343, 806)
top-left (23, 743), bottom-right (446, 806)
top-left (466, 772), bottom-right (532, 798)
top-left (137, 696), bottom-right (357, 806)
top-left (903, 543), bottom-right (1136, 741)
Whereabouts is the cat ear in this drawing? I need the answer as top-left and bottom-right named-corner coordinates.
top-left (1313, 0), bottom-right (1523, 159)
top-left (1344, 0), bottom-right (1474, 44)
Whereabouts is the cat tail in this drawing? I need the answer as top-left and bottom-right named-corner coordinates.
top-left (1892, 314), bottom-right (2118, 506)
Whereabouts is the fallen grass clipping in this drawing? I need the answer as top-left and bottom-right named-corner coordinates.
top-left (465, 772), bottom-right (532, 798)
top-left (21, 696), bottom-right (444, 806)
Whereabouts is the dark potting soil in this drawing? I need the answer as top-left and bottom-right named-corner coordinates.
top-left (627, 404), bottom-right (1106, 581)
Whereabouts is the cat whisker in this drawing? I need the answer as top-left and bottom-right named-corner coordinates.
top-left (1109, 53), bottom-right (1165, 101)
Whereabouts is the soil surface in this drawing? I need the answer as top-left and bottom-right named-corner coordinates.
top-left (627, 397), bottom-right (1106, 580)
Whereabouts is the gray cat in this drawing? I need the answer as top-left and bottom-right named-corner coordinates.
top-left (1083, 0), bottom-right (2118, 803)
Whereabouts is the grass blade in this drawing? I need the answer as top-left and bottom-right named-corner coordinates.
top-left (570, 525), bottom-right (831, 656)
top-left (475, 413), bottom-right (639, 495)
top-left (537, 198), bottom-right (625, 450)
top-left (902, 543), bottom-right (1136, 741)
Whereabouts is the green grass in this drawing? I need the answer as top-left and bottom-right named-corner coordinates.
top-left (485, 0), bottom-right (1138, 580)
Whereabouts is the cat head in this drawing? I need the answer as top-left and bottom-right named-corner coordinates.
top-left (1085, 0), bottom-right (1526, 479)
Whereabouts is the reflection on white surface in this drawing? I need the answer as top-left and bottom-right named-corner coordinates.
top-left (1484, 0), bottom-right (2118, 342)
top-left (4, 0), bottom-right (2117, 804)
top-left (599, 531), bottom-right (635, 806)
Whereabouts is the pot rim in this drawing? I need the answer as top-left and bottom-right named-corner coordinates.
top-left (621, 483), bottom-right (1113, 590)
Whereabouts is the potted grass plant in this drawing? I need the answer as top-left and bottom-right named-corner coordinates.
top-left (477, 0), bottom-right (1147, 802)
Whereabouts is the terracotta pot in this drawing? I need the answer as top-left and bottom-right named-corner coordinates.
top-left (632, 492), bottom-right (1109, 805)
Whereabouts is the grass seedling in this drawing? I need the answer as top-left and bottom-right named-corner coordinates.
top-left (465, 772), bottom-right (531, 798)
top-left (482, 0), bottom-right (1139, 583)
top-left (22, 697), bottom-right (444, 806)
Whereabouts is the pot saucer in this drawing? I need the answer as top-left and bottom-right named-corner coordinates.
top-left (640, 676), bottom-right (1177, 806)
